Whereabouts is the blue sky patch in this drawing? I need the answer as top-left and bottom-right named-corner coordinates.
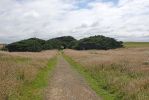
top-left (102, 0), bottom-right (119, 4)
top-left (76, 0), bottom-right (119, 9)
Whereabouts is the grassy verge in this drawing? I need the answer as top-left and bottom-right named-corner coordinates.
top-left (63, 54), bottom-right (116, 100)
top-left (10, 57), bottom-right (57, 100)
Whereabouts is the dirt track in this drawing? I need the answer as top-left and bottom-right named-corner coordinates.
top-left (45, 55), bottom-right (101, 100)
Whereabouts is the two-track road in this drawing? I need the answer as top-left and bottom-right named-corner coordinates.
top-left (45, 55), bottom-right (101, 100)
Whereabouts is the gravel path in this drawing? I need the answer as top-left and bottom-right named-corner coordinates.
top-left (45, 55), bottom-right (101, 100)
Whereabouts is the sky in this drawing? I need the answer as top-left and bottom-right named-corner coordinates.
top-left (0, 0), bottom-right (149, 43)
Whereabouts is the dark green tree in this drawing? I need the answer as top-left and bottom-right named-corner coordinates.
top-left (6, 35), bottom-right (123, 52)
top-left (6, 38), bottom-right (45, 52)
top-left (43, 36), bottom-right (77, 50)
top-left (74, 35), bottom-right (123, 50)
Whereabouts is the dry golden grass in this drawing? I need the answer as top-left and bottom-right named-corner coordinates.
top-left (0, 44), bottom-right (4, 49)
top-left (0, 50), bottom-right (57, 100)
top-left (64, 48), bottom-right (149, 100)
top-left (64, 48), bottom-right (149, 70)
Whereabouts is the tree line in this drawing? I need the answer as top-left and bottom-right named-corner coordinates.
top-left (5, 35), bottom-right (123, 52)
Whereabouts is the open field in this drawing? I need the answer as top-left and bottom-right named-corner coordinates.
top-left (124, 42), bottom-right (149, 48)
top-left (0, 50), bottom-right (57, 100)
top-left (64, 47), bottom-right (149, 100)
top-left (1, 45), bottom-right (149, 100)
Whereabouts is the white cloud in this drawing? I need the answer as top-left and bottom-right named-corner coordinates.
top-left (0, 0), bottom-right (149, 43)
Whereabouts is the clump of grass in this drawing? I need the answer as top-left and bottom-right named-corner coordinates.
top-left (142, 61), bottom-right (149, 65)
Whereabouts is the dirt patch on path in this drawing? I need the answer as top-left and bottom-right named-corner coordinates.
top-left (45, 55), bottom-right (101, 100)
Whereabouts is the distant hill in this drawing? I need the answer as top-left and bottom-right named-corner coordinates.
top-left (6, 35), bottom-right (123, 52)
top-left (124, 42), bottom-right (149, 48)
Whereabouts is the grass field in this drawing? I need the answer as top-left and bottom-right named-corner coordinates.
top-left (1, 43), bottom-right (149, 100)
top-left (0, 51), bottom-right (57, 100)
top-left (64, 48), bottom-right (149, 100)
top-left (124, 42), bottom-right (149, 48)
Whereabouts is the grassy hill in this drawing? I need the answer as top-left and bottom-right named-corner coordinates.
top-left (124, 42), bottom-right (149, 48)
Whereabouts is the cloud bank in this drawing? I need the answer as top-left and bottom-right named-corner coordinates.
top-left (0, 0), bottom-right (149, 43)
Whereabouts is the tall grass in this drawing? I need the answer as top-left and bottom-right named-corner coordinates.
top-left (64, 48), bottom-right (149, 100)
top-left (0, 44), bottom-right (4, 50)
top-left (0, 51), bottom-right (57, 100)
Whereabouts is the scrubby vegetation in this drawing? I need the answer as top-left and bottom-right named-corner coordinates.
top-left (6, 35), bottom-right (123, 52)
top-left (64, 49), bottom-right (149, 100)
